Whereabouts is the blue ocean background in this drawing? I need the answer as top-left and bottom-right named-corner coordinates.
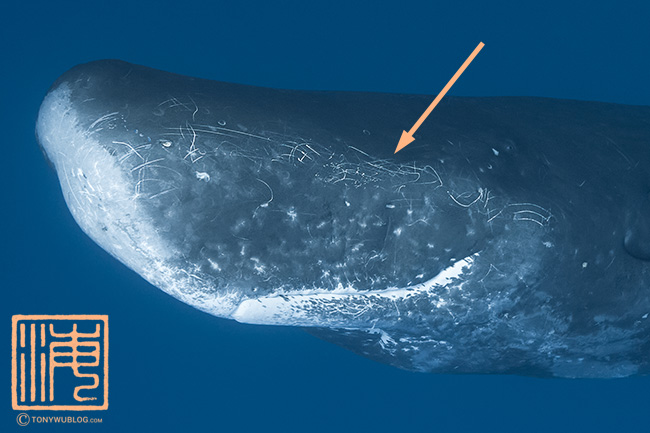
top-left (3, 1), bottom-right (650, 431)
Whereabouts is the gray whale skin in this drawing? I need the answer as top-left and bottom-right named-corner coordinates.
top-left (36, 60), bottom-right (650, 378)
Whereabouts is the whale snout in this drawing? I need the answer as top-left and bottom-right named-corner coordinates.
top-left (35, 74), bottom-right (244, 319)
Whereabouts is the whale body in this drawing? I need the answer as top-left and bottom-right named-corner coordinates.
top-left (36, 60), bottom-right (650, 378)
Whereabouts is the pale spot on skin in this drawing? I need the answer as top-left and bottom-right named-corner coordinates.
top-left (195, 171), bottom-right (210, 181)
top-left (208, 258), bottom-right (221, 271)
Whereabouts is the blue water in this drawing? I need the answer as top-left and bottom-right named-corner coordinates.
top-left (3, 1), bottom-right (650, 431)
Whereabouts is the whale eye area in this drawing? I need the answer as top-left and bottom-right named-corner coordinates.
top-left (158, 139), bottom-right (173, 148)
top-left (504, 142), bottom-right (516, 152)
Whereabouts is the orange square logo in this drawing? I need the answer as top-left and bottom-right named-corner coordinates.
top-left (11, 315), bottom-right (108, 411)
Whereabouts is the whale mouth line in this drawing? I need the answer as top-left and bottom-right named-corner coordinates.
top-left (231, 253), bottom-right (479, 327)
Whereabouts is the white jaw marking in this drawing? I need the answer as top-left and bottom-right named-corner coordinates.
top-left (231, 254), bottom-right (478, 327)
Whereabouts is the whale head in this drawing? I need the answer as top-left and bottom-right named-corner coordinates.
top-left (36, 60), bottom-right (650, 377)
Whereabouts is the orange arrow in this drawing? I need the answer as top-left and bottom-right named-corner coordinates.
top-left (395, 42), bottom-right (485, 153)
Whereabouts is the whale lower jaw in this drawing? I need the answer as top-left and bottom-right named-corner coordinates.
top-left (232, 254), bottom-right (478, 327)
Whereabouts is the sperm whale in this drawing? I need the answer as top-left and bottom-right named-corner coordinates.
top-left (36, 60), bottom-right (650, 377)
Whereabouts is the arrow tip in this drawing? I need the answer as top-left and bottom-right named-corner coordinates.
top-left (395, 130), bottom-right (415, 153)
